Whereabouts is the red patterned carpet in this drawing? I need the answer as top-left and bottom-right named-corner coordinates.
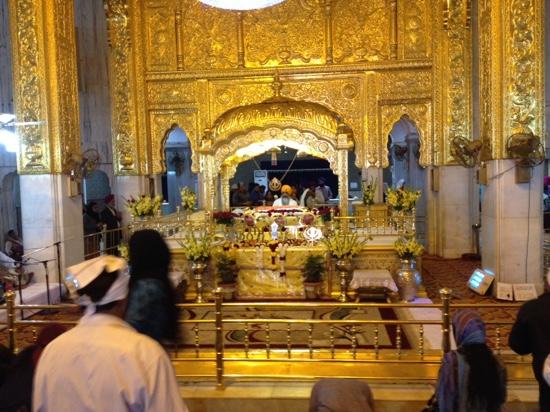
top-left (421, 254), bottom-right (518, 348)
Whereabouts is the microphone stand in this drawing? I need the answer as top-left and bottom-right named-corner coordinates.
top-left (54, 241), bottom-right (62, 299)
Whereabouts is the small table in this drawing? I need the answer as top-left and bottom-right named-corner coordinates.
top-left (349, 269), bottom-right (397, 301)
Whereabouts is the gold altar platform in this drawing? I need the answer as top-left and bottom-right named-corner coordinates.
top-left (171, 244), bottom-right (407, 301)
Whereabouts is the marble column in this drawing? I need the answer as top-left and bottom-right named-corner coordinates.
top-left (433, 166), bottom-right (473, 258)
top-left (481, 160), bottom-right (544, 291)
top-left (20, 175), bottom-right (84, 283)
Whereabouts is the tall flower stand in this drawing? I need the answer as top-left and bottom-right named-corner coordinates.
top-left (335, 258), bottom-right (353, 302)
top-left (191, 261), bottom-right (208, 303)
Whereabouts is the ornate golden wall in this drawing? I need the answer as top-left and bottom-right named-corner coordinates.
top-left (9, 0), bottom-right (81, 174)
top-left (105, 0), bottom-right (456, 175)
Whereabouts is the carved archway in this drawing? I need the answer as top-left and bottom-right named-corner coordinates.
top-left (197, 89), bottom-right (354, 212)
top-left (379, 102), bottom-right (433, 168)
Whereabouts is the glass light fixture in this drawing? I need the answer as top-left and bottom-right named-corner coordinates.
top-left (198, 0), bottom-right (286, 10)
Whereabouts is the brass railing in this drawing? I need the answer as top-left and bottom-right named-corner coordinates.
top-left (0, 289), bottom-right (528, 388)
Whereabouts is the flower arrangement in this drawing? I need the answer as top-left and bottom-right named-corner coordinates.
top-left (362, 177), bottom-right (377, 206)
top-left (302, 254), bottom-right (325, 283)
top-left (322, 230), bottom-right (365, 259)
top-left (213, 211), bottom-right (236, 225)
top-left (125, 194), bottom-right (162, 217)
top-left (180, 187), bottom-right (196, 211)
top-left (385, 187), bottom-right (421, 212)
top-left (178, 231), bottom-right (215, 262)
top-left (394, 237), bottom-right (424, 260)
top-left (317, 206), bottom-right (333, 222)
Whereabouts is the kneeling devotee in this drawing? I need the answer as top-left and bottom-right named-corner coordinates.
top-left (33, 255), bottom-right (188, 412)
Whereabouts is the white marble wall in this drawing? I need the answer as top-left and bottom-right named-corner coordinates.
top-left (481, 160), bottom-right (544, 290)
top-left (433, 166), bottom-right (474, 258)
top-left (20, 175), bottom-right (84, 282)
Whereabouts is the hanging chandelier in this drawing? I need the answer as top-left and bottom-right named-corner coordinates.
top-left (198, 0), bottom-right (286, 10)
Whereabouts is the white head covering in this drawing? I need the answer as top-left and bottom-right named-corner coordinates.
top-left (65, 255), bottom-right (129, 316)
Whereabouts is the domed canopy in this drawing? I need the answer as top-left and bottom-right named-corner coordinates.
top-left (210, 94), bottom-right (351, 148)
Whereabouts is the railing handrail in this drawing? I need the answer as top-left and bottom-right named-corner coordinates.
top-left (0, 289), bottom-right (526, 388)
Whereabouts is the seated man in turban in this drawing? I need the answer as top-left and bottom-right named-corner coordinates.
top-left (272, 184), bottom-right (298, 207)
top-left (33, 255), bottom-right (188, 412)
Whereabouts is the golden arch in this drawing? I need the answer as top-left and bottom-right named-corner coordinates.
top-left (198, 97), bottom-right (354, 212)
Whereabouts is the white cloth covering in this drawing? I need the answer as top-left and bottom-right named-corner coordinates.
top-left (33, 313), bottom-right (188, 412)
top-left (65, 256), bottom-right (130, 315)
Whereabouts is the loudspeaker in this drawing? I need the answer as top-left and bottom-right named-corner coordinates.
top-left (467, 269), bottom-right (495, 295)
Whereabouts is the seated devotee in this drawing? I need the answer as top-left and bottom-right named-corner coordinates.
top-left (249, 183), bottom-right (263, 205)
top-left (33, 255), bottom-right (188, 412)
top-left (434, 310), bottom-right (506, 412)
top-left (309, 378), bottom-right (374, 412)
top-left (300, 183), bottom-right (316, 208)
top-left (125, 229), bottom-right (179, 345)
top-left (273, 185), bottom-right (298, 207)
top-left (231, 182), bottom-right (251, 206)
top-left (0, 324), bottom-right (66, 412)
top-left (5, 230), bottom-right (23, 262)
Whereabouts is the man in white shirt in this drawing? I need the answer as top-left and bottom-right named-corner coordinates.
top-left (33, 255), bottom-right (188, 412)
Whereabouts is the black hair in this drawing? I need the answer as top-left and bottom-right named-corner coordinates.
top-left (459, 343), bottom-right (506, 411)
top-left (77, 269), bottom-right (119, 303)
top-left (127, 229), bottom-right (178, 341)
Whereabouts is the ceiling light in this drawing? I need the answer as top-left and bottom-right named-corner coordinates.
top-left (198, 0), bottom-right (286, 11)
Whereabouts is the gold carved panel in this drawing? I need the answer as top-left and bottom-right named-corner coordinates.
top-left (209, 80), bottom-right (273, 123)
top-left (399, 0), bottom-right (431, 59)
top-left (149, 109), bottom-right (198, 174)
top-left (332, 0), bottom-right (390, 63)
top-left (505, 0), bottom-right (544, 139)
top-left (143, 0), bottom-right (177, 72)
top-left (181, 0), bottom-right (238, 70)
top-left (147, 81), bottom-right (197, 106)
top-left (9, 0), bottom-right (80, 174)
top-left (243, 0), bottom-right (324, 67)
top-left (379, 70), bottom-right (432, 100)
top-left (380, 102), bottom-right (433, 168)
top-left (442, 0), bottom-right (471, 164)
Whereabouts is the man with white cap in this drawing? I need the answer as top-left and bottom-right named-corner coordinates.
top-left (33, 255), bottom-right (188, 412)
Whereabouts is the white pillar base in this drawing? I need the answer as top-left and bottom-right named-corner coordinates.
top-left (20, 175), bottom-right (84, 283)
top-left (433, 166), bottom-right (474, 258)
top-left (481, 160), bottom-right (544, 292)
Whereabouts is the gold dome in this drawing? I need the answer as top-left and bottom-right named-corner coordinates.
top-left (210, 95), bottom-right (350, 145)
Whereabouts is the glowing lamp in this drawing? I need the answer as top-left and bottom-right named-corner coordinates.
top-left (467, 268), bottom-right (494, 295)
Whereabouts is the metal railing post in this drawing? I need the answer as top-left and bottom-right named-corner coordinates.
top-left (214, 288), bottom-right (224, 389)
top-left (440, 288), bottom-right (452, 353)
top-left (6, 291), bottom-right (16, 353)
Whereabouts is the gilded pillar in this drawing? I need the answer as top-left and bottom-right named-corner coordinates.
top-left (478, 0), bottom-right (545, 289)
top-left (104, 0), bottom-right (144, 175)
top-left (8, 0), bottom-right (80, 173)
top-left (8, 0), bottom-right (84, 279)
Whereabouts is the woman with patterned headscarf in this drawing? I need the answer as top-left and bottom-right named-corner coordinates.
top-left (435, 310), bottom-right (507, 412)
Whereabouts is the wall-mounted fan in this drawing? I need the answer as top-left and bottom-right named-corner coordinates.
top-left (506, 132), bottom-right (545, 168)
top-left (63, 148), bottom-right (100, 182)
top-left (450, 137), bottom-right (483, 168)
top-left (506, 131), bottom-right (545, 183)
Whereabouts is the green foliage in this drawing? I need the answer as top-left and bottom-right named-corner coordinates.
top-left (302, 254), bottom-right (325, 283)
top-left (216, 253), bottom-right (238, 284)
